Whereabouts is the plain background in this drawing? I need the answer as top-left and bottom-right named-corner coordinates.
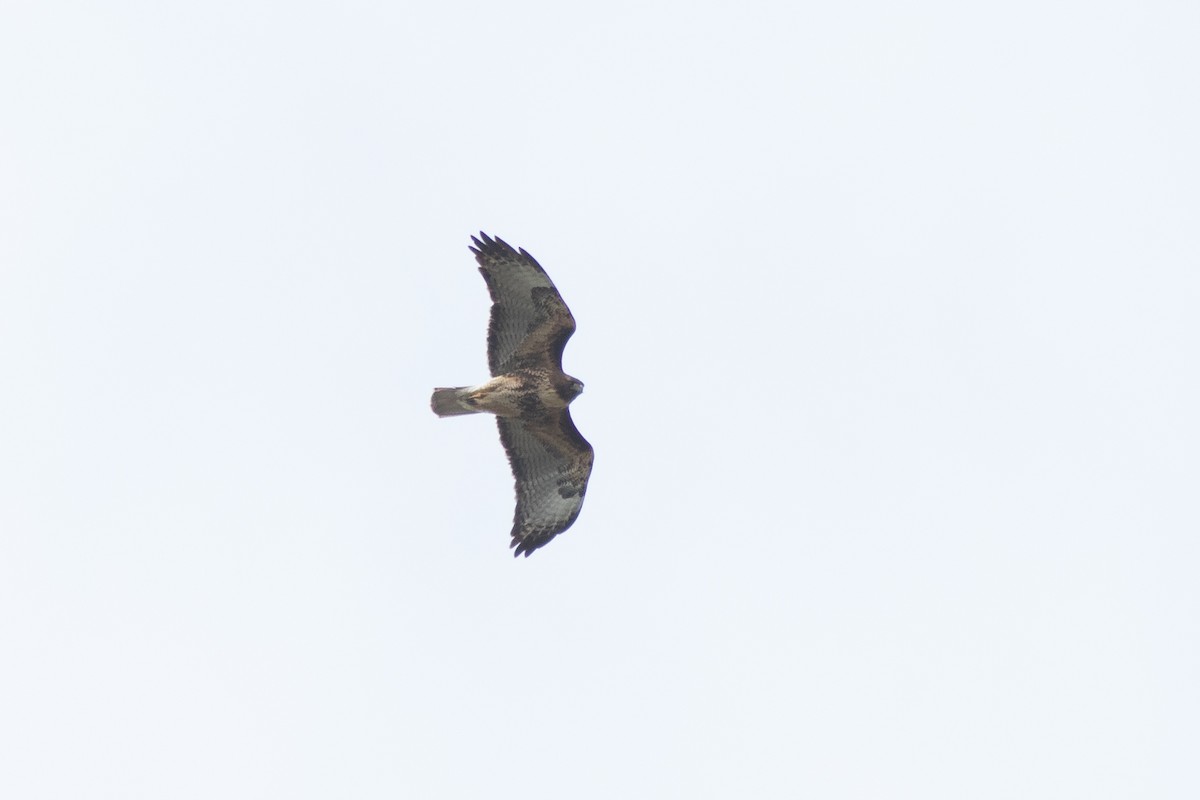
top-left (2, 2), bottom-right (1197, 798)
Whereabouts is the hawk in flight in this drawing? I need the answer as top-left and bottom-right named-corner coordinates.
top-left (431, 233), bottom-right (594, 557)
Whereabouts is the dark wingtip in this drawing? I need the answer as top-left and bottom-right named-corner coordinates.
top-left (469, 231), bottom-right (488, 256)
top-left (511, 535), bottom-right (540, 558)
top-left (470, 232), bottom-right (521, 261)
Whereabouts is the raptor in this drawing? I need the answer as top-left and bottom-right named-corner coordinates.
top-left (431, 233), bottom-right (594, 557)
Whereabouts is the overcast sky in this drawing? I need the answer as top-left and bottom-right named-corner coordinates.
top-left (2, 2), bottom-right (1198, 798)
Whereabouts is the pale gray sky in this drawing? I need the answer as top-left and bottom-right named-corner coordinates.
top-left (2, 2), bottom-right (1198, 798)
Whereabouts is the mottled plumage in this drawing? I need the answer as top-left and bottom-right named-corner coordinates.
top-left (431, 233), bottom-right (593, 557)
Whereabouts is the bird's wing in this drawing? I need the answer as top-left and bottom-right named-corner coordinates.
top-left (471, 233), bottom-right (576, 376)
top-left (496, 411), bottom-right (594, 557)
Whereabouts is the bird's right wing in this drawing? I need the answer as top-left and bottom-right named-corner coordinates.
top-left (471, 233), bottom-right (576, 376)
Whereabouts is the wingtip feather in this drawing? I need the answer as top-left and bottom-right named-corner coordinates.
top-left (511, 534), bottom-right (540, 558)
top-left (470, 232), bottom-right (524, 261)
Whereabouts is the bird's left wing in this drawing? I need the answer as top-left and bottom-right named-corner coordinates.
top-left (495, 411), bottom-right (594, 557)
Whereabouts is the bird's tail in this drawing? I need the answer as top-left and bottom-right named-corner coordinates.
top-left (430, 387), bottom-right (480, 417)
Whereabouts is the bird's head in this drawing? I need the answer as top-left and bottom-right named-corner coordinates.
top-left (561, 375), bottom-right (585, 402)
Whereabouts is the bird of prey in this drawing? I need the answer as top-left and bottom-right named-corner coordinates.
top-left (431, 233), bottom-right (594, 557)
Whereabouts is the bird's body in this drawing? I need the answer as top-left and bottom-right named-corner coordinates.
top-left (431, 369), bottom-right (578, 419)
top-left (431, 233), bottom-right (593, 557)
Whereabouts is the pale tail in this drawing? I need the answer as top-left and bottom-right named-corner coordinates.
top-left (430, 387), bottom-right (480, 417)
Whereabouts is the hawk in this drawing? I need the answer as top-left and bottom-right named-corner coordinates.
top-left (431, 233), bottom-right (594, 557)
